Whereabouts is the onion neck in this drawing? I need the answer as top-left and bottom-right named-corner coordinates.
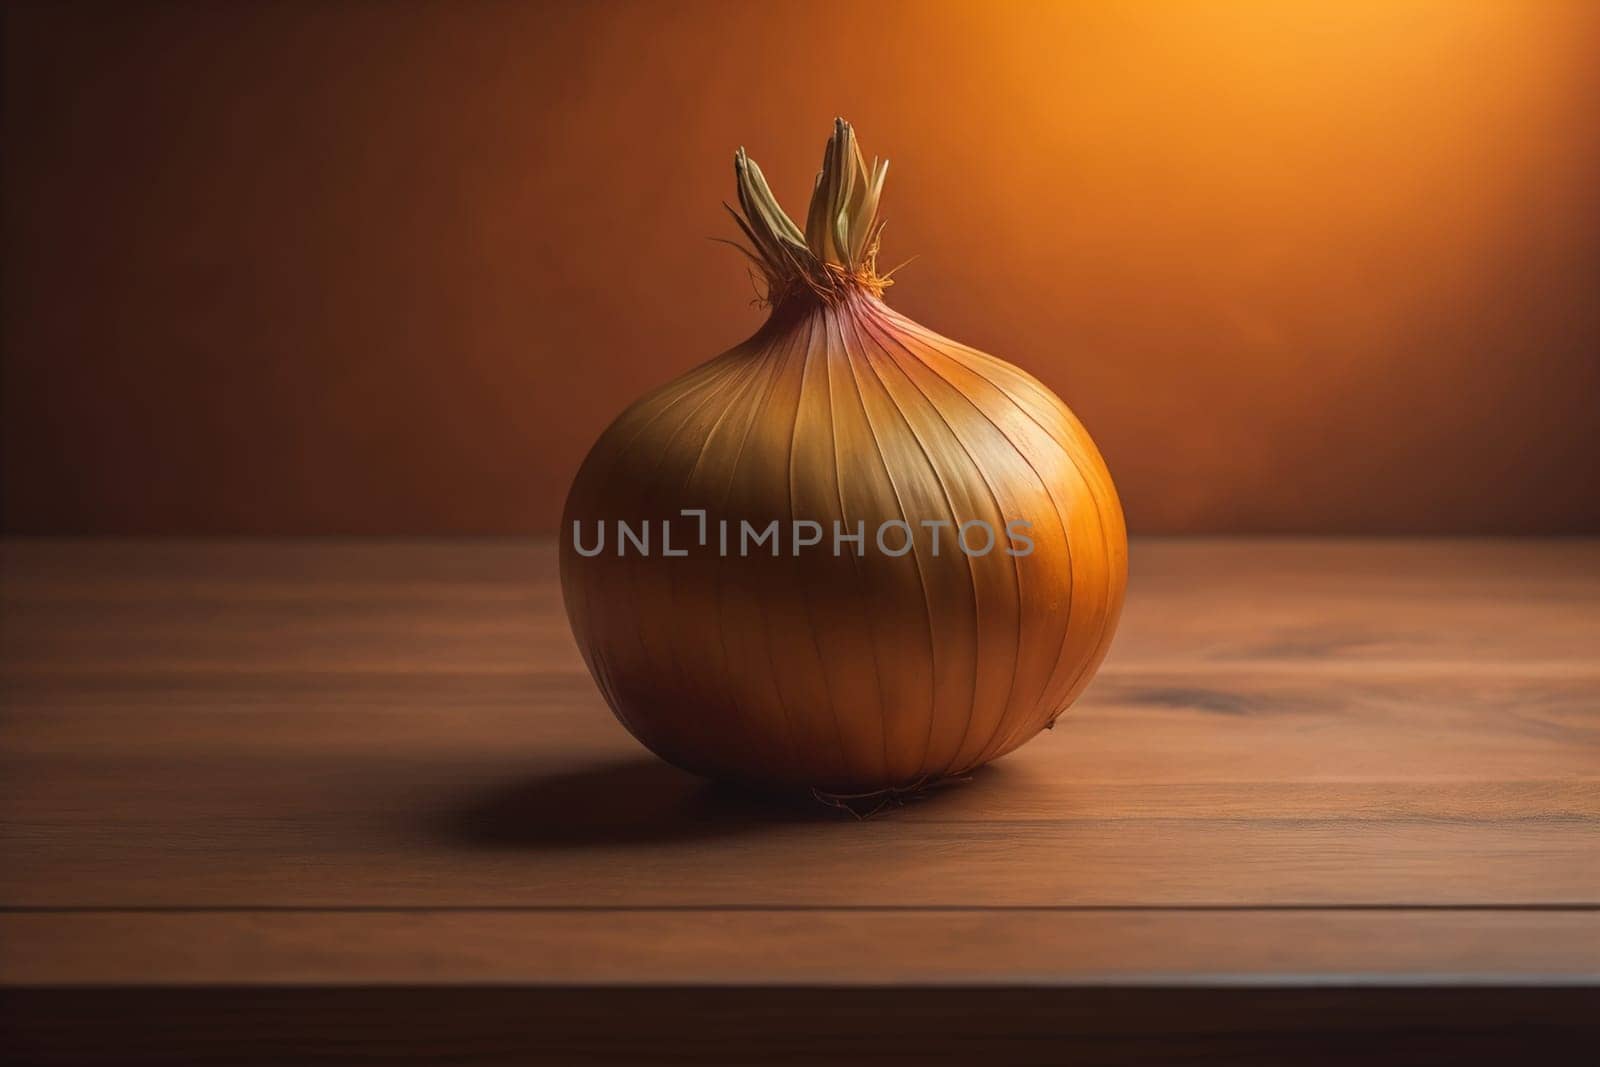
top-left (758, 281), bottom-right (884, 336)
top-left (725, 119), bottom-right (895, 308)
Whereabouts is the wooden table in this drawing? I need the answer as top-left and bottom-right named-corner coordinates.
top-left (2, 538), bottom-right (1596, 1063)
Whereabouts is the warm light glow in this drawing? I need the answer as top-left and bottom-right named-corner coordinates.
top-left (3, 0), bottom-right (1596, 534)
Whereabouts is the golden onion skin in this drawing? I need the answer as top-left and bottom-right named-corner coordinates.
top-left (559, 123), bottom-right (1126, 796)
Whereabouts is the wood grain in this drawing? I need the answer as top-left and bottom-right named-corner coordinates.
top-left (2, 538), bottom-right (1597, 1061)
top-left (3, 909), bottom-right (1596, 987)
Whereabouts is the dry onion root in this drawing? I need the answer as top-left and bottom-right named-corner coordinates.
top-left (560, 120), bottom-right (1127, 799)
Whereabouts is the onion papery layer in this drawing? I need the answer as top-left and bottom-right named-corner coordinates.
top-left (560, 287), bottom-right (1126, 796)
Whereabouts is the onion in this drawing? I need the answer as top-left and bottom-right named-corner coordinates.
top-left (560, 120), bottom-right (1127, 799)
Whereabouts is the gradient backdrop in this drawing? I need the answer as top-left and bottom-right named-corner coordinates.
top-left (5, 0), bottom-right (1598, 534)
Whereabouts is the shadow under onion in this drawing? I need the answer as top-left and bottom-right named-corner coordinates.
top-left (438, 756), bottom-right (996, 849)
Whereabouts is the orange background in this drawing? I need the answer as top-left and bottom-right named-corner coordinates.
top-left (4, 0), bottom-right (1597, 534)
